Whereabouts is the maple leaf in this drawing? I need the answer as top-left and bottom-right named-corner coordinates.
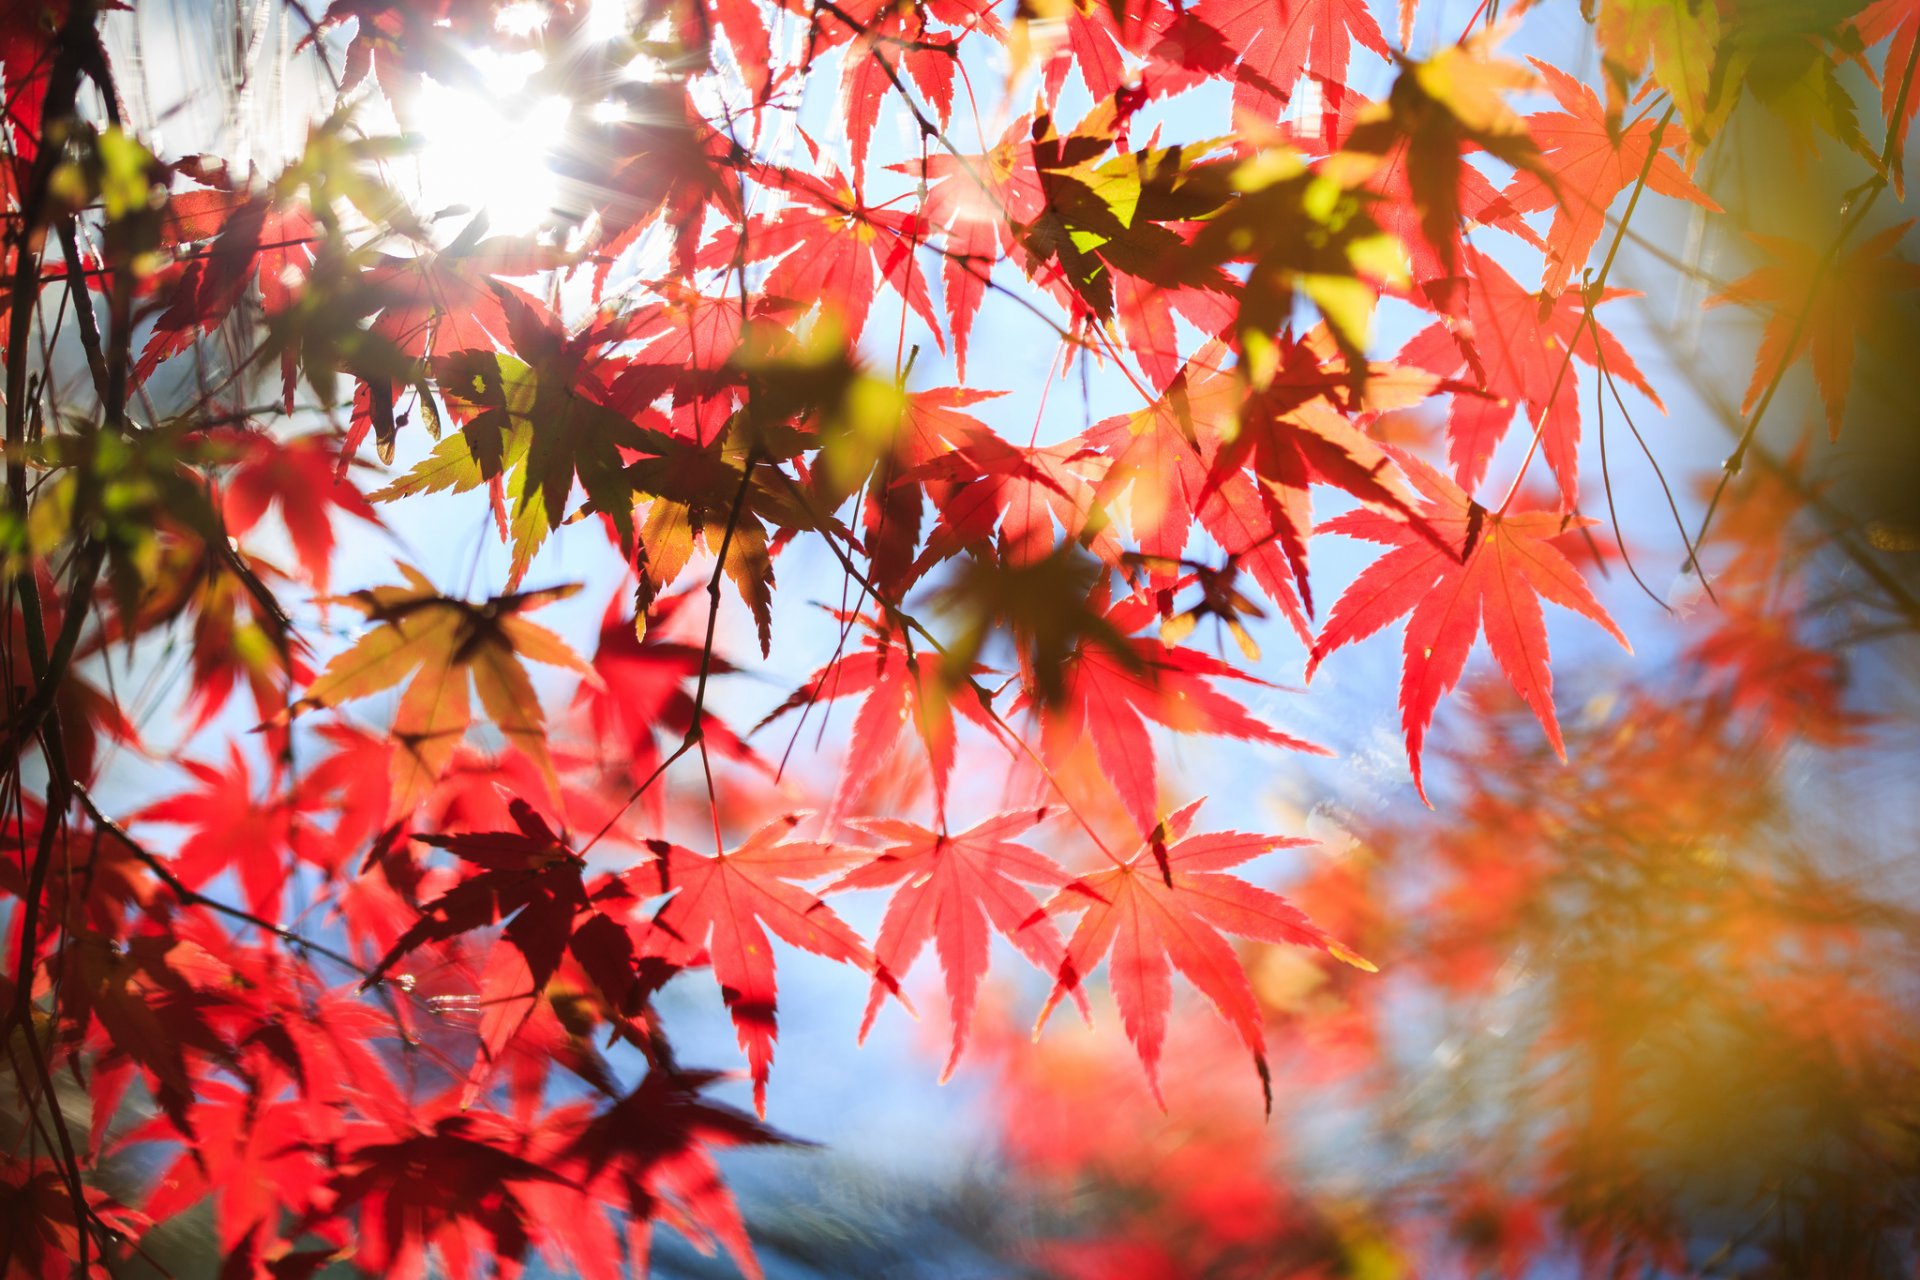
top-left (1308, 450), bottom-right (1631, 803)
top-left (90, 535), bottom-right (302, 748)
top-left (622, 432), bottom-right (791, 656)
top-left (1020, 582), bottom-right (1325, 836)
top-left (218, 428), bottom-right (382, 595)
top-left (754, 620), bottom-right (996, 823)
top-left (1337, 36), bottom-right (1550, 288)
top-left (1036, 0), bottom-right (1152, 108)
top-left (1184, 141), bottom-right (1406, 386)
top-left (55, 930), bottom-right (234, 1139)
top-left (1089, 339), bottom-right (1423, 640)
top-left (373, 287), bottom-right (652, 584)
top-left (366, 799), bottom-right (671, 1105)
top-left (1049, 0), bottom-right (1237, 111)
top-left (630, 814), bottom-right (892, 1114)
top-left (0, 7), bottom-right (64, 168)
top-left (0, 1155), bottom-right (150, 1280)
top-left (1299, 91), bottom-right (1546, 313)
top-left (602, 284), bottom-right (761, 445)
top-left (303, 0), bottom-right (490, 104)
top-left (1688, 604), bottom-right (1870, 747)
top-left (133, 193), bottom-right (323, 405)
top-left (829, 808), bottom-right (1085, 1078)
top-left (709, 155), bottom-right (941, 347)
top-left (1855, 0), bottom-right (1920, 196)
top-left (1090, 353), bottom-right (1313, 629)
top-left (714, 0), bottom-right (776, 100)
top-left (556, 1068), bottom-right (793, 1280)
top-left (1029, 120), bottom-right (1239, 390)
top-left (1036, 798), bottom-right (1371, 1108)
top-left (292, 568), bottom-right (594, 814)
top-left (132, 1081), bottom-right (330, 1255)
top-left (856, 385), bottom-right (1008, 594)
top-left (323, 1106), bottom-right (573, 1280)
top-left (551, 81), bottom-right (743, 283)
top-left (894, 114), bottom-right (1047, 377)
top-left (1707, 0), bottom-right (1873, 166)
top-left (1591, 0), bottom-right (1722, 143)
top-left (1502, 60), bottom-right (1721, 296)
top-left (577, 590), bottom-right (765, 821)
top-left (827, 0), bottom-right (962, 187)
top-left (362, 235), bottom-right (561, 366)
top-left (0, 800), bottom-right (156, 942)
top-left (1708, 220), bottom-right (1920, 440)
top-left (1398, 248), bottom-right (1661, 506)
top-left (7, 571), bottom-right (140, 784)
top-left (132, 746), bottom-right (314, 918)
top-left (1015, 112), bottom-right (1239, 328)
top-left (387, 795), bottom-right (588, 942)
top-left (344, 232), bottom-right (567, 462)
top-left (1194, 0), bottom-right (1390, 130)
top-left (910, 429), bottom-right (1121, 575)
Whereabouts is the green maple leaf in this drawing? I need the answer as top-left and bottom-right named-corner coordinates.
top-left (1591, 0), bottom-right (1723, 144)
top-left (372, 290), bottom-right (646, 585)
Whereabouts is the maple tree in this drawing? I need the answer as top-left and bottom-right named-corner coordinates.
top-left (3, 0), bottom-right (1920, 1276)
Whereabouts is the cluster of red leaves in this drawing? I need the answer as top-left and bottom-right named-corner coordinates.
top-left (978, 653), bottom-right (1919, 1278)
top-left (4, 0), bottom-right (1917, 1276)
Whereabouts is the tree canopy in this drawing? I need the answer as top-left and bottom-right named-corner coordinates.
top-left (4, 0), bottom-right (1920, 1276)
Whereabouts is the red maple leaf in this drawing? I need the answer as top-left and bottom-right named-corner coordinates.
top-left (1308, 450), bottom-right (1630, 803)
top-left (895, 118), bottom-right (1046, 378)
top-left (1688, 605), bottom-right (1871, 747)
top-left (829, 807), bottom-right (1084, 1078)
top-left (323, 1103), bottom-right (572, 1280)
top-left (1398, 248), bottom-right (1660, 506)
top-left (1037, 0), bottom-right (1228, 111)
top-left (604, 285), bottom-right (802, 446)
top-left (911, 431), bottom-right (1120, 575)
top-left (363, 799), bottom-right (669, 1104)
top-left (1291, 94), bottom-right (1547, 311)
top-left (1036, 798), bottom-right (1371, 1107)
top-left (218, 429), bottom-right (382, 595)
top-left (707, 156), bottom-right (941, 347)
top-left (1090, 340), bottom-right (1424, 640)
top-left (863, 385), bottom-right (1009, 593)
top-left (304, 0), bottom-right (491, 105)
top-left (1708, 220), bottom-right (1920, 440)
top-left (828, 0), bottom-right (962, 187)
top-left (1021, 583), bottom-right (1325, 837)
top-left (365, 235), bottom-right (563, 365)
top-left (346, 233), bottom-right (564, 462)
top-left (1088, 354), bottom-right (1304, 625)
top-left (754, 619), bottom-right (995, 823)
top-left (553, 1068), bottom-right (793, 1280)
top-left (1194, 0), bottom-right (1390, 131)
top-left (577, 589), bottom-right (765, 824)
top-left (134, 193), bottom-right (323, 407)
top-left (131, 1081), bottom-right (331, 1255)
top-left (554, 82), bottom-right (743, 286)
top-left (132, 747), bottom-right (321, 918)
top-left (630, 814), bottom-right (891, 1114)
top-left (1856, 0), bottom-right (1920, 196)
top-left (0, 1154), bottom-right (150, 1280)
top-left (1502, 60), bottom-right (1720, 297)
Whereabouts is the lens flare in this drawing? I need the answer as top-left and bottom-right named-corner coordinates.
top-left (409, 55), bottom-right (569, 236)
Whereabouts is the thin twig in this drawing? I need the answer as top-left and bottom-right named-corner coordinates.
top-left (72, 785), bottom-right (374, 978)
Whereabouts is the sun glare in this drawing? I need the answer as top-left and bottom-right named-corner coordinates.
top-left (409, 48), bottom-right (568, 237)
top-left (493, 1), bottom-right (550, 38)
top-left (588, 0), bottom-right (635, 42)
